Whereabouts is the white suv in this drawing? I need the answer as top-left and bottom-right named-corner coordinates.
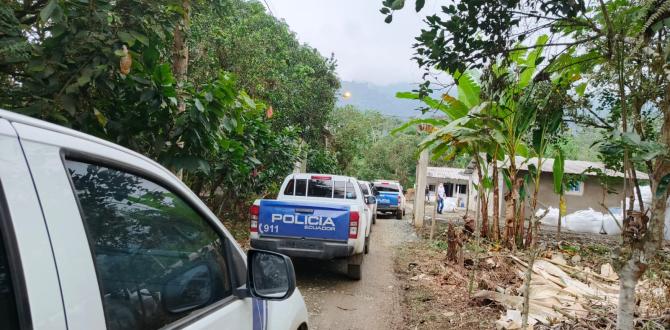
top-left (0, 109), bottom-right (308, 330)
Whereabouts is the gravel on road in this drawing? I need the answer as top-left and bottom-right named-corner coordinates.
top-left (294, 216), bottom-right (416, 330)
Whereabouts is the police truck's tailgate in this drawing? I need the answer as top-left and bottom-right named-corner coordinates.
top-left (377, 192), bottom-right (399, 208)
top-left (258, 200), bottom-right (350, 241)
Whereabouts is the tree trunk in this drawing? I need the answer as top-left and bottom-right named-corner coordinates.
top-left (616, 248), bottom-right (645, 330)
top-left (480, 190), bottom-right (489, 238)
top-left (629, 167), bottom-right (644, 212)
top-left (504, 192), bottom-right (515, 248)
top-left (525, 165), bottom-right (542, 248)
top-left (172, 0), bottom-right (191, 113)
top-left (503, 161), bottom-right (521, 248)
top-left (514, 177), bottom-right (525, 247)
top-left (647, 99), bottom-right (670, 249)
top-left (616, 79), bottom-right (670, 330)
top-left (474, 155), bottom-right (489, 238)
top-left (517, 193), bottom-right (526, 248)
top-left (492, 161), bottom-right (500, 241)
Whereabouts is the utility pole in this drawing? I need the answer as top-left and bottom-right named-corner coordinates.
top-left (414, 149), bottom-right (429, 227)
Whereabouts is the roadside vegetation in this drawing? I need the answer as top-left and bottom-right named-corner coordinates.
top-left (384, 0), bottom-right (670, 328)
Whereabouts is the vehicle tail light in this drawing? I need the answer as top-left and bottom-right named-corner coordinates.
top-left (250, 205), bottom-right (259, 233)
top-left (349, 211), bottom-right (359, 239)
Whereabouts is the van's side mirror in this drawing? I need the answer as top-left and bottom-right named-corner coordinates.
top-left (365, 195), bottom-right (376, 204)
top-left (247, 249), bottom-right (296, 300)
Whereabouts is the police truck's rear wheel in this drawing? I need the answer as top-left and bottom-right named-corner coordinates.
top-left (395, 210), bottom-right (402, 220)
top-left (347, 264), bottom-right (361, 280)
top-left (364, 236), bottom-right (370, 254)
top-left (372, 213), bottom-right (377, 224)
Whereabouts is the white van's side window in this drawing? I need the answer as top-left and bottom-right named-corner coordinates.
top-left (66, 160), bottom-right (234, 330)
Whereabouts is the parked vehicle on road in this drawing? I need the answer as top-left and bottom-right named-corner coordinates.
top-left (0, 109), bottom-right (308, 330)
top-left (373, 180), bottom-right (406, 220)
top-left (358, 180), bottom-right (378, 224)
top-left (250, 174), bottom-right (372, 280)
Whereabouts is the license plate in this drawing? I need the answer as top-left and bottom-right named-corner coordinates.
top-left (283, 240), bottom-right (319, 249)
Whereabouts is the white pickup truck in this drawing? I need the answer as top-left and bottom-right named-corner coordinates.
top-left (250, 174), bottom-right (372, 280)
top-left (0, 109), bottom-right (308, 330)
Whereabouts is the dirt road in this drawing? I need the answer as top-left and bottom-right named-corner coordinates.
top-left (294, 216), bottom-right (415, 330)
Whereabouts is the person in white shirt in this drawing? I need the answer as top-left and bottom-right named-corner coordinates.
top-left (437, 183), bottom-right (446, 214)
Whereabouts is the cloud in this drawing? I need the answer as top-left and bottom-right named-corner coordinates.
top-left (269, 0), bottom-right (437, 85)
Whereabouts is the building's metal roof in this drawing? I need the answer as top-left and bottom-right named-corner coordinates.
top-left (427, 167), bottom-right (471, 181)
top-left (449, 155), bottom-right (649, 180)
top-left (497, 156), bottom-right (649, 180)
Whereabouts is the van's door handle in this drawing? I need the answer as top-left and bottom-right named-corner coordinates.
top-left (295, 208), bottom-right (314, 214)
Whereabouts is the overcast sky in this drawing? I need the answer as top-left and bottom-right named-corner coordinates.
top-left (266, 0), bottom-right (438, 85)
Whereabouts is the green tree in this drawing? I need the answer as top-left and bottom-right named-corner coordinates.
top-left (189, 0), bottom-right (340, 144)
top-left (327, 105), bottom-right (420, 187)
top-left (0, 0), bottom-right (316, 233)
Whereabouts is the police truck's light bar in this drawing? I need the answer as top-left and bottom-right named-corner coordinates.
top-left (349, 211), bottom-right (359, 239)
top-left (250, 204), bottom-right (259, 233)
top-left (311, 175), bottom-right (332, 180)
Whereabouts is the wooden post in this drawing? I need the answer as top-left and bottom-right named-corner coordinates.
top-left (414, 150), bottom-right (429, 227)
top-left (465, 175), bottom-right (472, 216)
top-left (475, 189), bottom-right (481, 232)
top-left (430, 200), bottom-right (437, 240)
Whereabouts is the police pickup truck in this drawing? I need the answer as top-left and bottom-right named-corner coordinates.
top-left (373, 180), bottom-right (406, 220)
top-left (250, 174), bottom-right (372, 280)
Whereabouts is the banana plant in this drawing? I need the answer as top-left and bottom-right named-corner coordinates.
top-left (553, 148), bottom-right (566, 239)
top-left (393, 70), bottom-right (502, 238)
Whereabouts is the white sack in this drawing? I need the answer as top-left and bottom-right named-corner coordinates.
top-left (537, 208), bottom-right (563, 227)
top-left (601, 207), bottom-right (622, 236)
top-left (565, 208), bottom-right (604, 234)
top-left (443, 197), bottom-right (457, 212)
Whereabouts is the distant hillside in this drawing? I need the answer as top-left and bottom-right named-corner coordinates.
top-left (337, 81), bottom-right (427, 118)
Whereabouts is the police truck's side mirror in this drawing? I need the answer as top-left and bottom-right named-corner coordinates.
top-left (365, 195), bottom-right (376, 204)
top-left (247, 249), bottom-right (296, 301)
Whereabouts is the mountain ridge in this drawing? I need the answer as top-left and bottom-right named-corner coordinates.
top-left (337, 80), bottom-right (426, 118)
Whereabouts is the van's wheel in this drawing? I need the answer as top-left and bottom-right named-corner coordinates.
top-left (364, 236), bottom-right (370, 254)
top-left (395, 210), bottom-right (403, 220)
top-left (347, 264), bottom-right (362, 280)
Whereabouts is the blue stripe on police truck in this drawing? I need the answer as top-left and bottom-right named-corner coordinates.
top-left (252, 298), bottom-right (267, 330)
top-left (377, 192), bottom-right (399, 206)
top-left (259, 200), bottom-right (350, 241)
